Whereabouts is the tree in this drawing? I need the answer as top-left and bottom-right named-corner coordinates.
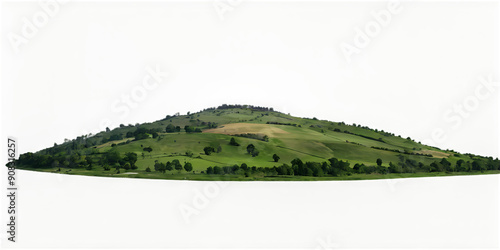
top-left (123, 162), bottom-right (131, 170)
top-left (273, 154), bottom-right (280, 162)
top-left (185, 150), bottom-right (193, 157)
top-left (472, 159), bottom-right (487, 172)
top-left (240, 163), bottom-right (248, 171)
top-left (166, 161), bottom-right (173, 171)
top-left (430, 162), bottom-right (439, 172)
top-left (158, 163), bottom-right (166, 173)
top-left (353, 163), bottom-right (361, 173)
top-left (440, 158), bottom-right (452, 171)
top-left (455, 159), bottom-right (465, 171)
top-left (376, 158), bottom-right (383, 166)
top-left (104, 150), bottom-right (121, 165)
top-left (388, 162), bottom-right (401, 173)
top-left (173, 159), bottom-right (182, 171)
top-left (206, 166), bottom-right (214, 174)
top-left (229, 137), bottom-right (240, 146)
top-left (246, 144), bottom-right (255, 154)
top-left (135, 133), bottom-right (149, 140)
top-left (123, 152), bottom-right (138, 167)
top-left (213, 166), bottom-right (223, 174)
top-left (106, 127), bottom-right (111, 132)
top-left (166, 124), bottom-right (176, 133)
top-left (184, 162), bottom-right (193, 172)
top-left (246, 144), bottom-right (259, 156)
top-left (204, 146), bottom-right (215, 155)
top-left (184, 125), bottom-right (194, 133)
top-left (250, 148), bottom-right (259, 157)
top-left (85, 163), bottom-right (93, 170)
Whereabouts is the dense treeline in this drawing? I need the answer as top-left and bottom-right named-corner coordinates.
top-left (203, 156), bottom-right (500, 177)
top-left (125, 126), bottom-right (161, 141)
top-left (371, 146), bottom-right (433, 157)
top-left (266, 121), bottom-right (298, 126)
top-left (233, 133), bottom-right (269, 142)
top-left (14, 149), bottom-right (139, 172)
top-left (203, 104), bottom-right (275, 112)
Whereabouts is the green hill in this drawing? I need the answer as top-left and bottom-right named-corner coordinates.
top-left (11, 104), bottom-right (500, 181)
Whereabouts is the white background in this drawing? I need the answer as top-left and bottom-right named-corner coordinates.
top-left (1, 0), bottom-right (499, 249)
top-left (1, 170), bottom-right (500, 249)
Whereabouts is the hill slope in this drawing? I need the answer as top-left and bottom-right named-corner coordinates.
top-left (11, 104), bottom-right (500, 181)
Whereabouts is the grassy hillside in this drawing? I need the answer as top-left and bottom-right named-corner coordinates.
top-left (11, 104), bottom-right (500, 181)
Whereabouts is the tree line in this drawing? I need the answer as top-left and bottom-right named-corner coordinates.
top-left (202, 156), bottom-right (500, 177)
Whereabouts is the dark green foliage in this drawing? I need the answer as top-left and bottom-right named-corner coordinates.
top-left (135, 133), bottom-right (149, 140)
top-left (376, 165), bottom-right (387, 174)
top-left (85, 164), bottom-right (93, 170)
top-left (102, 133), bottom-right (124, 143)
top-left (251, 149), bottom-right (259, 157)
top-left (104, 150), bottom-right (121, 165)
top-left (273, 154), bottom-right (280, 162)
top-left (275, 164), bottom-right (293, 175)
top-left (472, 159), bottom-right (487, 172)
top-left (145, 166), bottom-right (151, 172)
top-left (240, 163), bottom-right (248, 171)
top-left (204, 146), bottom-right (215, 155)
top-left (429, 161), bottom-right (441, 172)
top-left (206, 166), bottom-right (214, 174)
top-left (246, 144), bottom-right (259, 157)
top-left (235, 133), bottom-right (268, 141)
top-left (172, 159), bottom-right (182, 171)
top-left (154, 161), bottom-right (166, 173)
top-left (143, 146), bottom-right (153, 153)
top-left (327, 157), bottom-right (350, 176)
top-left (440, 158), bottom-right (452, 172)
top-left (388, 162), bottom-right (401, 173)
top-left (376, 158), bottom-right (382, 166)
top-left (229, 137), bottom-right (240, 146)
top-left (123, 162), bottom-right (131, 170)
top-left (165, 124), bottom-right (176, 133)
top-left (152, 160), bottom-right (179, 173)
top-left (213, 166), bottom-right (223, 175)
top-left (166, 162), bottom-right (173, 171)
top-left (123, 152), bottom-right (138, 166)
top-left (132, 126), bottom-right (160, 141)
top-left (184, 162), bottom-right (193, 172)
